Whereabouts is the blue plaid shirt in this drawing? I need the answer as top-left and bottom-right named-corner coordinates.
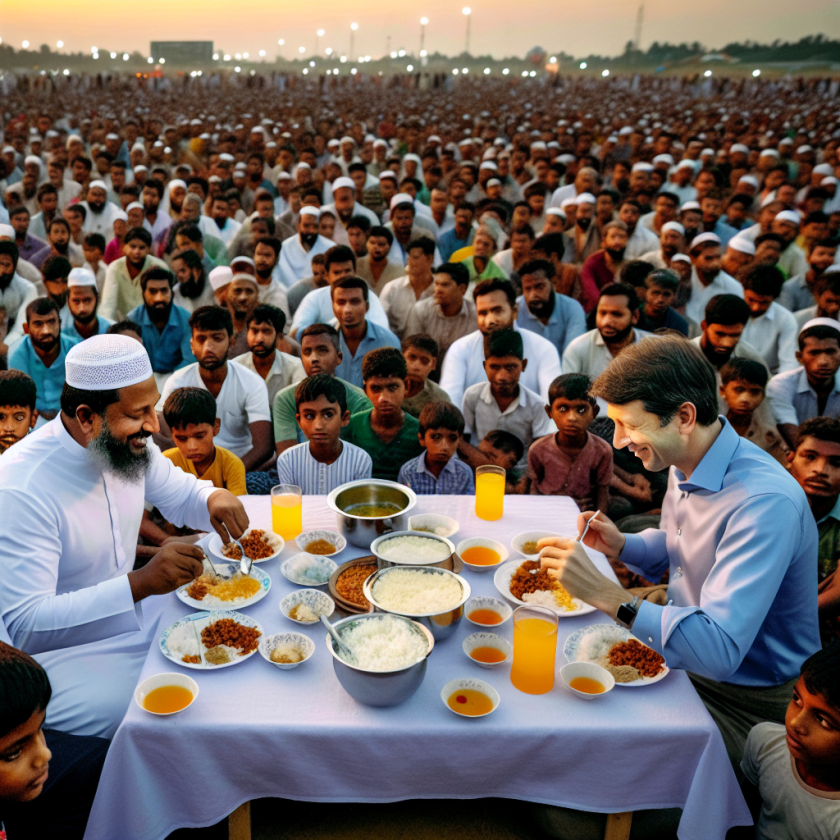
top-left (398, 452), bottom-right (475, 495)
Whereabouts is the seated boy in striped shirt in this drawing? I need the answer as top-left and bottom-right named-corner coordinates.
top-left (276, 375), bottom-right (372, 494)
top-left (398, 401), bottom-right (474, 495)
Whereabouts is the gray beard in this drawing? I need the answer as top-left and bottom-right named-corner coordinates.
top-left (88, 417), bottom-right (151, 483)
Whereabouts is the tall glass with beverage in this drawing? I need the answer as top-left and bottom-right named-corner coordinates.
top-left (271, 484), bottom-right (302, 540)
top-left (510, 605), bottom-right (558, 694)
top-left (475, 464), bottom-right (505, 520)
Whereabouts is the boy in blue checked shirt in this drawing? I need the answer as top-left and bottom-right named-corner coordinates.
top-left (398, 401), bottom-right (474, 495)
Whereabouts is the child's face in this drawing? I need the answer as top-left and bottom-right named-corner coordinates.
top-left (787, 435), bottom-right (840, 498)
top-left (403, 346), bottom-right (436, 387)
top-left (720, 379), bottom-right (765, 417)
top-left (0, 709), bottom-right (51, 802)
top-left (548, 396), bottom-right (595, 437)
top-left (0, 404), bottom-right (36, 453)
top-left (82, 246), bottom-right (102, 265)
top-left (484, 355), bottom-right (525, 398)
top-left (296, 394), bottom-right (349, 443)
top-left (171, 421), bottom-right (219, 464)
top-left (478, 439), bottom-right (518, 471)
top-left (365, 375), bottom-right (406, 418)
top-left (796, 337), bottom-right (840, 384)
top-left (420, 427), bottom-right (460, 467)
top-left (785, 676), bottom-right (840, 769)
top-left (644, 283), bottom-right (674, 319)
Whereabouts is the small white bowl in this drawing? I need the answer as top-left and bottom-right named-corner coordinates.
top-left (559, 661), bottom-right (615, 700)
top-left (464, 596), bottom-right (513, 627)
top-left (281, 552), bottom-right (338, 586)
top-left (280, 588), bottom-right (336, 624)
top-left (295, 530), bottom-right (347, 557)
top-left (207, 528), bottom-right (284, 564)
top-left (441, 677), bottom-right (500, 718)
top-left (456, 537), bottom-right (509, 573)
top-left (259, 632), bottom-right (315, 670)
top-left (462, 633), bottom-right (512, 668)
top-left (134, 672), bottom-right (199, 716)
top-left (407, 513), bottom-right (459, 539)
top-left (511, 530), bottom-right (561, 560)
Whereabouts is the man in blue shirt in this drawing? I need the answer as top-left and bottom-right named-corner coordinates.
top-left (539, 335), bottom-right (820, 770)
top-left (437, 202), bottom-right (475, 263)
top-left (127, 268), bottom-right (195, 375)
top-left (8, 298), bottom-right (77, 420)
top-left (62, 268), bottom-right (114, 342)
top-left (331, 276), bottom-right (400, 388)
top-left (516, 259), bottom-right (586, 356)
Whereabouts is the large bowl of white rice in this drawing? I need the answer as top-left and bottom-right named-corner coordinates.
top-left (325, 614), bottom-right (435, 707)
top-left (362, 565), bottom-right (471, 641)
top-left (371, 531), bottom-right (456, 571)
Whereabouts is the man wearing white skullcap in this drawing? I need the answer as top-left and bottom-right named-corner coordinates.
top-left (277, 206), bottom-right (335, 288)
top-left (0, 333), bottom-right (249, 738)
top-left (63, 266), bottom-right (115, 342)
top-left (771, 210), bottom-right (809, 281)
top-left (320, 176), bottom-right (379, 247)
top-left (639, 221), bottom-right (685, 270)
top-left (685, 232), bottom-right (744, 325)
top-left (80, 180), bottom-right (122, 239)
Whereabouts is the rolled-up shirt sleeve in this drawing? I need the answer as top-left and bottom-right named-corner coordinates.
top-left (144, 444), bottom-right (216, 530)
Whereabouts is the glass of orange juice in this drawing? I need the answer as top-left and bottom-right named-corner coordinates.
top-left (510, 605), bottom-right (558, 694)
top-left (271, 484), bottom-right (302, 540)
top-left (475, 464), bottom-right (505, 520)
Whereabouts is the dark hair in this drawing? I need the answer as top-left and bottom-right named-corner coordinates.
top-left (107, 319), bottom-right (142, 337)
top-left (518, 259), bottom-right (554, 282)
top-left (9, 206), bottom-right (30, 220)
top-left (83, 233), bottom-right (106, 251)
top-left (189, 305), bottom-right (233, 337)
top-left (618, 260), bottom-right (655, 290)
top-left (300, 322), bottom-right (341, 351)
top-left (796, 416), bottom-right (840, 449)
top-left (814, 272), bottom-right (840, 299)
top-left (418, 400), bottom-right (465, 436)
top-left (368, 225), bottom-right (394, 246)
top-left (124, 226), bottom-right (152, 247)
top-left (36, 182), bottom-right (57, 201)
top-left (407, 237), bottom-right (436, 257)
top-left (548, 373), bottom-right (594, 405)
top-left (435, 262), bottom-right (469, 288)
top-left (455, 201), bottom-right (475, 215)
top-left (163, 387), bottom-right (217, 429)
top-left (532, 232), bottom-right (565, 261)
top-left (704, 294), bottom-right (751, 327)
top-left (331, 275), bottom-right (369, 302)
top-left (247, 303), bottom-right (286, 335)
top-left (798, 324), bottom-right (840, 351)
top-left (754, 232), bottom-right (786, 249)
top-left (593, 334), bottom-right (719, 427)
top-left (0, 642), bottom-right (52, 739)
top-left (481, 429), bottom-right (524, 462)
top-left (43, 256), bottom-right (71, 283)
top-left (720, 358), bottom-right (768, 389)
top-left (485, 328), bottom-right (524, 360)
top-left (656, 191), bottom-right (680, 207)
top-left (60, 383), bottom-right (121, 418)
top-left (176, 224), bottom-right (202, 245)
top-left (142, 179), bottom-right (164, 198)
top-left (474, 279), bottom-right (516, 308)
top-left (402, 333), bottom-right (439, 358)
top-left (362, 347), bottom-right (407, 382)
top-left (325, 244), bottom-right (357, 271)
top-left (511, 224), bottom-right (536, 241)
top-left (255, 235), bottom-right (282, 260)
top-left (0, 370), bottom-right (37, 410)
top-left (599, 282), bottom-right (640, 311)
top-left (64, 204), bottom-right (86, 221)
top-left (800, 641), bottom-right (839, 708)
top-left (742, 265), bottom-right (784, 299)
top-left (294, 374), bottom-right (347, 414)
top-left (346, 215), bottom-right (372, 234)
top-left (0, 240), bottom-right (20, 270)
top-left (25, 296), bottom-right (59, 323)
top-left (727, 193), bottom-right (753, 209)
top-left (250, 215), bottom-right (276, 235)
top-left (646, 268), bottom-right (679, 292)
top-left (140, 266), bottom-right (174, 292)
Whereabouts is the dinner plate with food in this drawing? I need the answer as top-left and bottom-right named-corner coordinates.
top-left (493, 559), bottom-right (597, 617)
top-left (563, 623), bottom-right (669, 686)
top-left (206, 528), bottom-right (284, 564)
top-left (175, 559), bottom-right (270, 611)
top-left (159, 611), bottom-right (264, 670)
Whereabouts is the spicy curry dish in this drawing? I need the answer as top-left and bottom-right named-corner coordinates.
top-left (222, 529), bottom-right (276, 561)
top-left (509, 560), bottom-right (577, 611)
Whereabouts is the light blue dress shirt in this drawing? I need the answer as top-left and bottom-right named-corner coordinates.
top-left (126, 303), bottom-right (195, 374)
top-left (516, 292), bottom-right (587, 356)
top-left (766, 366), bottom-right (840, 427)
top-left (8, 334), bottom-right (78, 413)
top-left (334, 320), bottom-right (401, 388)
top-left (621, 418), bottom-right (820, 687)
top-left (61, 315), bottom-right (114, 343)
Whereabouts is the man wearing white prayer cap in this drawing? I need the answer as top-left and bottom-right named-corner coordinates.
top-left (639, 221), bottom-right (685, 270)
top-left (277, 206), bottom-right (335, 288)
top-left (80, 180), bottom-right (122, 238)
top-left (321, 176), bottom-right (379, 246)
top-left (63, 266), bottom-right (115, 342)
top-left (208, 265), bottom-right (234, 305)
top-left (721, 235), bottom-right (756, 278)
top-left (0, 333), bottom-right (249, 737)
top-left (770, 209), bottom-right (809, 280)
top-left (684, 232), bottom-right (744, 325)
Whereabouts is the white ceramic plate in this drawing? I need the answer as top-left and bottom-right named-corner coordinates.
top-left (563, 623), bottom-right (670, 686)
top-left (175, 565), bottom-right (270, 611)
top-left (159, 611), bottom-right (264, 671)
top-left (492, 559), bottom-right (596, 617)
top-left (206, 529), bottom-right (284, 564)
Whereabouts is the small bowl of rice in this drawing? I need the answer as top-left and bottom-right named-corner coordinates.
top-left (407, 514), bottom-right (459, 539)
top-left (259, 632), bottom-right (315, 670)
top-left (371, 531), bottom-right (456, 572)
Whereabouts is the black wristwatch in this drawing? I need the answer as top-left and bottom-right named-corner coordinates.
top-left (616, 596), bottom-right (640, 630)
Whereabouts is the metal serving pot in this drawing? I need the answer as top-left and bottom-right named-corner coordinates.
top-left (327, 480), bottom-right (418, 550)
top-left (370, 531), bottom-right (457, 572)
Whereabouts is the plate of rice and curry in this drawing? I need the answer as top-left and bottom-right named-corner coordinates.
top-left (564, 624), bottom-right (669, 686)
top-left (493, 559), bottom-right (597, 617)
top-left (160, 611), bottom-right (264, 670)
top-left (175, 560), bottom-right (271, 611)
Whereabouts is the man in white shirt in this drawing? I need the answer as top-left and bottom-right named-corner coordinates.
top-left (619, 198), bottom-right (661, 259)
top-left (740, 265), bottom-right (799, 375)
top-left (0, 335), bottom-right (248, 737)
top-left (277, 207), bottom-right (335, 288)
top-left (80, 181), bottom-right (122, 238)
top-left (684, 233), bottom-right (744, 325)
top-left (209, 193), bottom-right (242, 247)
top-left (250, 237), bottom-right (290, 318)
top-left (772, 210), bottom-right (809, 281)
top-left (380, 237), bottom-right (436, 338)
top-left (639, 221), bottom-right (685, 270)
top-left (321, 176), bottom-right (379, 247)
top-left (0, 240), bottom-right (38, 357)
top-left (385, 195), bottom-right (442, 267)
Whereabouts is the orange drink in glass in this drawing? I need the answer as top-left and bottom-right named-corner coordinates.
top-left (271, 484), bottom-right (302, 540)
top-left (475, 465), bottom-right (505, 520)
top-left (510, 605), bottom-right (558, 694)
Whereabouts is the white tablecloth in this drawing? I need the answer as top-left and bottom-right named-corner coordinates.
top-left (84, 495), bottom-right (750, 840)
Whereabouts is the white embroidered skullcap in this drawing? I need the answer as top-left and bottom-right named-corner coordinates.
top-left (219, 153), bottom-right (235, 162)
top-left (379, 170), bottom-right (397, 180)
top-left (88, 180), bottom-right (107, 191)
top-left (126, 202), bottom-right (144, 213)
top-left (680, 201), bottom-right (701, 212)
top-left (391, 194), bottom-right (415, 210)
top-left (231, 272), bottom-right (258, 286)
top-left (631, 162), bottom-right (653, 173)
top-left (296, 161), bottom-right (311, 170)
top-left (661, 221), bottom-right (685, 236)
top-left (479, 161), bottom-right (498, 171)
top-left (822, 176), bottom-right (839, 187)
top-left (332, 177), bottom-right (355, 192)
top-left (299, 206), bottom-right (321, 217)
top-left (68, 267), bottom-right (98, 288)
top-left (168, 178), bottom-right (187, 192)
top-left (691, 232), bottom-right (721, 248)
top-left (106, 133), bottom-right (120, 141)
top-left (65, 334), bottom-right (153, 391)
top-left (775, 210), bottom-right (801, 225)
top-left (230, 256), bottom-right (255, 268)
top-left (373, 139), bottom-right (388, 148)
top-left (134, 165), bottom-right (148, 173)
top-left (327, 139), bottom-right (340, 147)
top-left (0, 224), bottom-right (15, 238)
top-left (671, 254), bottom-right (691, 264)
top-left (652, 154), bottom-right (674, 165)
top-left (728, 237), bottom-right (756, 255)
top-left (276, 171), bottom-right (292, 180)
top-left (546, 207), bottom-right (567, 219)
top-left (730, 143), bottom-right (750, 155)
top-left (800, 317), bottom-right (840, 336)
top-left (560, 198), bottom-right (577, 210)
top-left (557, 154), bottom-right (576, 165)
top-left (778, 137), bottom-right (794, 146)
top-left (24, 155), bottom-right (41, 167)
top-left (759, 149), bottom-right (779, 157)
top-left (486, 178), bottom-right (502, 187)
top-left (113, 209), bottom-right (128, 223)
top-left (340, 135), bottom-right (355, 145)
top-left (676, 159), bottom-right (696, 170)
top-left (737, 175), bottom-right (759, 189)
top-left (575, 192), bottom-right (596, 205)
top-left (208, 266), bottom-right (233, 291)
top-left (813, 163), bottom-right (834, 176)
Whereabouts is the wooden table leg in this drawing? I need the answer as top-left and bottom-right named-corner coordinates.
top-left (604, 811), bottom-right (633, 840)
top-left (228, 801), bottom-right (251, 840)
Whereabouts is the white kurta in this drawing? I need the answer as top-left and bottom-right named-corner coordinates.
top-left (0, 418), bottom-right (215, 737)
top-left (276, 234), bottom-right (335, 288)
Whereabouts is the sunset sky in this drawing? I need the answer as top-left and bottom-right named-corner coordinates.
top-left (0, 0), bottom-right (837, 60)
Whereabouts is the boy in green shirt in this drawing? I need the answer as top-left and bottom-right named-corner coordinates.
top-left (344, 347), bottom-right (423, 482)
top-left (401, 333), bottom-right (451, 419)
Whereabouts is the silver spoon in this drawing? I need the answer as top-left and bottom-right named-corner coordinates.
top-left (530, 510), bottom-right (602, 573)
top-left (320, 614), bottom-right (354, 661)
top-left (223, 526), bottom-right (251, 577)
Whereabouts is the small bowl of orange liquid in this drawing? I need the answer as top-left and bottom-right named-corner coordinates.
top-left (456, 538), bottom-right (508, 574)
top-left (463, 632), bottom-right (512, 668)
top-left (559, 661), bottom-right (615, 700)
top-left (441, 677), bottom-right (500, 718)
top-left (465, 596), bottom-right (513, 627)
top-left (135, 673), bottom-right (199, 716)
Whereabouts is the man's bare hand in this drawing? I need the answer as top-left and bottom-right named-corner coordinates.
top-left (129, 543), bottom-right (205, 602)
top-left (208, 490), bottom-right (249, 542)
top-left (575, 511), bottom-right (626, 563)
